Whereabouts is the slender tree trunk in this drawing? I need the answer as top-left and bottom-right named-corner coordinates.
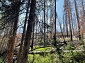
top-left (59, 21), bottom-right (67, 45)
top-left (74, 0), bottom-right (81, 40)
top-left (21, 0), bottom-right (36, 63)
top-left (44, 0), bottom-right (46, 47)
top-left (63, 13), bottom-right (65, 33)
top-left (7, 1), bottom-right (21, 63)
top-left (81, 0), bottom-right (85, 38)
top-left (16, 0), bottom-right (30, 63)
top-left (64, 0), bottom-right (69, 37)
top-left (67, 1), bottom-right (73, 41)
top-left (65, 14), bottom-right (68, 37)
top-left (53, 0), bottom-right (57, 47)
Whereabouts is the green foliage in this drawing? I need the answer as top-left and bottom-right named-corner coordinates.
top-left (63, 51), bottom-right (85, 63)
top-left (38, 38), bottom-right (50, 46)
top-left (39, 42), bottom-right (43, 46)
top-left (28, 54), bottom-right (56, 63)
top-left (65, 42), bottom-right (75, 50)
top-left (79, 38), bottom-right (84, 45)
top-left (0, 57), bottom-right (4, 63)
top-left (34, 47), bottom-right (52, 52)
top-left (0, 58), bottom-right (3, 63)
top-left (28, 51), bottom-right (85, 63)
top-left (72, 52), bottom-right (85, 63)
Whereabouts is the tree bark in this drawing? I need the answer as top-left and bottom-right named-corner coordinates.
top-left (64, 0), bottom-right (69, 37)
top-left (21, 0), bottom-right (36, 63)
top-left (16, 0), bottom-right (30, 63)
top-left (7, 1), bottom-right (21, 63)
top-left (31, 23), bottom-right (35, 51)
top-left (67, 0), bottom-right (73, 41)
top-left (53, 0), bottom-right (57, 47)
top-left (44, 0), bottom-right (46, 47)
top-left (74, 0), bottom-right (81, 40)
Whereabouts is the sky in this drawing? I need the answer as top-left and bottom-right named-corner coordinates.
top-left (57, 0), bottom-right (64, 19)
top-left (56, 0), bottom-right (64, 32)
top-left (17, 0), bottom-right (64, 33)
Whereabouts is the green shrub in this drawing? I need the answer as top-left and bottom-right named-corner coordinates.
top-left (0, 57), bottom-right (4, 63)
top-left (28, 54), bottom-right (57, 63)
top-left (65, 42), bottom-right (75, 50)
top-left (63, 51), bottom-right (85, 63)
top-left (72, 52), bottom-right (85, 63)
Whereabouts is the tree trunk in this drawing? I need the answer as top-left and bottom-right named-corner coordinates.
top-left (31, 23), bottom-right (35, 51)
top-left (7, 1), bottom-right (20, 63)
top-left (74, 0), bottom-right (81, 40)
top-left (16, 0), bottom-right (30, 63)
top-left (21, 0), bottom-right (36, 63)
top-left (44, 0), bottom-right (46, 47)
top-left (53, 0), bottom-right (57, 47)
top-left (65, 14), bottom-right (69, 37)
top-left (64, 0), bottom-right (69, 37)
top-left (67, 0), bottom-right (73, 41)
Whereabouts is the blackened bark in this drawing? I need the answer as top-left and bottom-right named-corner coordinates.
top-left (21, 0), bottom-right (36, 63)
top-left (43, 1), bottom-right (46, 56)
top-left (16, 0), bottom-right (30, 63)
top-left (54, 0), bottom-right (57, 47)
top-left (31, 23), bottom-right (35, 51)
top-left (67, 1), bottom-right (73, 41)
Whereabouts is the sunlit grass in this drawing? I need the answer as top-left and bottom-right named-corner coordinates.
top-left (33, 47), bottom-right (53, 52)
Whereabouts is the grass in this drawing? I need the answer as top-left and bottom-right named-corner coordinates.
top-left (63, 51), bottom-right (85, 63)
top-left (33, 47), bottom-right (53, 52)
top-left (0, 59), bottom-right (2, 63)
top-left (0, 57), bottom-right (4, 63)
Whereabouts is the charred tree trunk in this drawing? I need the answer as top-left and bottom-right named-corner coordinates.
top-left (31, 22), bottom-right (35, 51)
top-left (21, 0), bottom-right (36, 63)
top-left (53, 0), bottom-right (57, 47)
top-left (16, 0), bottom-right (30, 63)
top-left (44, 0), bottom-right (46, 47)
top-left (67, 1), bottom-right (73, 41)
